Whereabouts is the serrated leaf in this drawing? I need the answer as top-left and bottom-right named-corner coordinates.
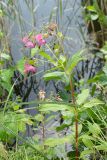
top-left (39, 103), bottom-right (72, 112)
top-left (66, 50), bottom-right (85, 74)
top-left (82, 138), bottom-right (94, 149)
top-left (88, 122), bottom-right (101, 136)
top-left (95, 142), bottom-right (107, 151)
top-left (39, 51), bottom-right (56, 64)
top-left (43, 71), bottom-right (65, 81)
top-left (80, 98), bottom-right (104, 111)
top-left (76, 89), bottom-right (89, 105)
top-left (80, 149), bottom-right (94, 159)
top-left (44, 135), bottom-right (74, 147)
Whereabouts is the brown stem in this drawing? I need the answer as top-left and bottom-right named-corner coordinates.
top-left (70, 79), bottom-right (79, 160)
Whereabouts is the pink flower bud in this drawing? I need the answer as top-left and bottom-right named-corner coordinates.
top-left (35, 34), bottom-right (46, 46)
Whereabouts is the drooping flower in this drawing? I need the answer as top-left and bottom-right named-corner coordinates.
top-left (25, 41), bottom-right (36, 48)
top-left (22, 36), bottom-right (36, 48)
top-left (24, 63), bottom-right (37, 74)
top-left (22, 36), bottom-right (29, 44)
top-left (35, 34), bottom-right (46, 46)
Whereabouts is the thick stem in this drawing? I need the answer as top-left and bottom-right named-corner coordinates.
top-left (70, 79), bottom-right (79, 160)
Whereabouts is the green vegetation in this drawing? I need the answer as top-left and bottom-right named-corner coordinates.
top-left (0, 0), bottom-right (107, 159)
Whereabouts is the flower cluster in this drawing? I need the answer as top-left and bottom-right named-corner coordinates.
top-left (22, 34), bottom-right (46, 48)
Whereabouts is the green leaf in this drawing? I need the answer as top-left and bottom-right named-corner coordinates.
top-left (0, 68), bottom-right (14, 92)
top-left (1, 53), bottom-right (11, 60)
top-left (0, 142), bottom-right (8, 159)
top-left (39, 103), bottom-right (72, 112)
top-left (39, 51), bottom-right (56, 65)
top-left (66, 50), bottom-right (85, 74)
top-left (72, 124), bottom-right (82, 135)
top-left (88, 73), bottom-right (107, 85)
top-left (80, 149), bottom-right (94, 160)
top-left (82, 138), bottom-right (94, 149)
top-left (44, 135), bottom-right (74, 147)
top-left (87, 5), bottom-right (97, 12)
top-left (43, 71), bottom-right (65, 81)
top-left (34, 114), bottom-right (44, 122)
top-left (16, 58), bottom-right (25, 75)
top-left (100, 41), bottom-right (107, 54)
top-left (88, 122), bottom-right (101, 136)
top-left (13, 105), bottom-right (20, 111)
top-left (91, 13), bottom-right (99, 20)
top-left (56, 124), bottom-right (69, 132)
top-left (43, 71), bottom-right (69, 85)
top-left (31, 47), bottom-right (39, 57)
top-left (76, 89), bottom-right (89, 105)
top-left (80, 98), bottom-right (104, 111)
top-left (95, 142), bottom-right (107, 151)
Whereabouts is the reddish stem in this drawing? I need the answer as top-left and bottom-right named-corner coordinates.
top-left (70, 79), bottom-right (79, 160)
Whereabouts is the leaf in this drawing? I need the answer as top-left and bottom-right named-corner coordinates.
top-left (43, 71), bottom-right (65, 81)
top-left (80, 149), bottom-right (94, 160)
top-left (82, 138), bottom-right (94, 149)
top-left (13, 105), bottom-right (20, 111)
top-left (100, 41), bottom-right (107, 54)
top-left (88, 122), bottom-right (101, 136)
top-left (56, 124), bottom-right (69, 132)
top-left (66, 50), bottom-right (85, 74)
top-left (0, 112), bottom-right (32, 142)
top-left (0, 68), bottom-right (14, 92)
top-left (43, 71), bottom-right (69, 85)
top-left (87, 5), bottom-right (97, 12)
top-left (44, 135), bottom-right (74, 147)
top-left (1, 53), bottom-right (11, 60)
top-left (76, 89), bottom-right (89, 105)
top-left (16, 58), bottom-right (25, 75)
top-left (31, 47), bottom-right (39, 57)
top-left (0, 142), bottom-right (8, 159)
top-left (91, 13), bottom-right (99, 20)
top-left (72, 124), bottom-right (82, 135)
top-left (39, 51), bottom-right (56, 64)
top-left (34, 114), bottom-right (44, 122)
top-left (95, 142), bottom-right (107, 151)
top-left (39, 103), bottom-right (72, 112)
top-left (80, 98), bottom-right (104, 111)
top-left (88, 73), bottom-right (107, 85)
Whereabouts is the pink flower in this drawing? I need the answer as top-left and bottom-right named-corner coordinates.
top-left (24, 63), bottom-right (37, 74)
top-left (25, 41), bottom-right (36, 48)
top-left (22, 36), bottom-right (29, 44)
top-left (35, 34), bottom-right (46, 46)
top-left (22, 36), bottom-right (36, 48)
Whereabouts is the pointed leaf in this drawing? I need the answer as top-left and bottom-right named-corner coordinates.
top-left (66, 50), bottom-right (85, 74)
top-left (76, 89), bottom-right (89, 105)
